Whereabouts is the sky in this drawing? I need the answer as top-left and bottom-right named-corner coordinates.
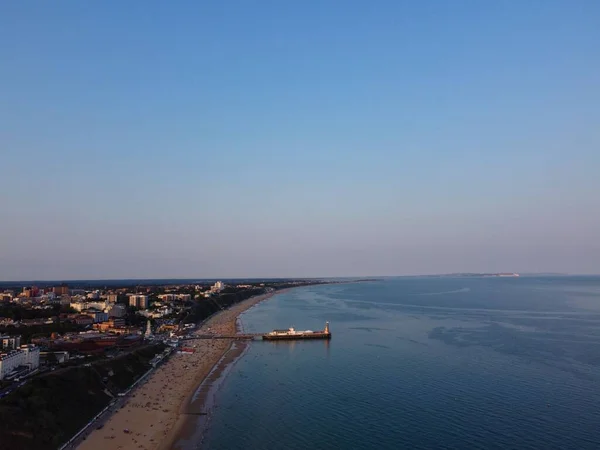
top-left (1, 1), bottom-right (599, 280)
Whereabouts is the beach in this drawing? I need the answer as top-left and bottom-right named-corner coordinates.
top-left (77, 290), bottom-right (279, 450)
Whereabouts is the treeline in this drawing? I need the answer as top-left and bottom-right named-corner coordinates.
top-left (0, 321), bottom-right (83, 344)
top-left (0, 343), bottom-right (165, 450)
top-left (0, 304), bottom-right (74, 321)
top-left (183, 287), bottom-right (265, 324)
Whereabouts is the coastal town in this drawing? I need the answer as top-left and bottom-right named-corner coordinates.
top-left (0, 278), bottom-right (330, 450)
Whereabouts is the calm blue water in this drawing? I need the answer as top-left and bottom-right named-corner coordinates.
top-left (202, 277), bottom-right (600, 449)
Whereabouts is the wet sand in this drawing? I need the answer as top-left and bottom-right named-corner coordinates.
top-left (77, 291), bottom-right (281, 450)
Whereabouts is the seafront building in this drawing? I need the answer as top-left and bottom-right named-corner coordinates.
top-left (0, 343), bottom-right (40, 381)
top-left (158, 293), bottom-right (191, 302)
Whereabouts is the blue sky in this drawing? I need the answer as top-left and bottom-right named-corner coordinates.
top-left (1, 1), bottom-right (599, 280)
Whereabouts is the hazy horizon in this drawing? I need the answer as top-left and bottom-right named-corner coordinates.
top-left (1, 271), bottom-right (597, 285)
top-left (2, 2), bottom-right (599, 280)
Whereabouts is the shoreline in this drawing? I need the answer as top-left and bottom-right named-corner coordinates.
top-left (157, 289), bottom-right (286, 450)
top-left (76, 288), bottom-right (285, 450)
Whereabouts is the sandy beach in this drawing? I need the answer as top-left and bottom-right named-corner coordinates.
top-left (77, 290), bottom-right (279, 450)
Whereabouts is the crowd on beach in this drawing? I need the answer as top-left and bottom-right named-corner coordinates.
top-left (77, 292), bottom-right (275, 450)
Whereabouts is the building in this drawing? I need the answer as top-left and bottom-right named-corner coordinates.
top-left (108, 303), bottom-right (127, 318)
top-left (40, 351), bottom-right (69, 365)
top-left (0, 345), bottom-right (40, 380)
top-left (82, 309), bottom-right (109, 323)
top-left (111, 318), bottom-right (126, 327)
top-left (0, 351), bottom-right (24, 380)
top-left (20, 318), bottom-right (55, 326)
top-left (70, 302), bottom-right (86, 312)
top-left (106, 294), bottom-right (119, 303)
top-left (53, 285), bottom-right (69, 296)
top-left (86, 291), bottom-right (100, 300)
top-left (129, 295), bottom-right (149, 309)
top-left (1, 335), bottom-right (21, 351)
top-left (137, 306), bottom-right (172, 319)
top-left (160, 293), bottom-right (191, 301)
top-left (93, 318), bottom-right (126, 332)
top-left (21, 345), bottom-right (40, 370)
top-left (212, 281), bottom-right (225, 292)
top-left (72, 315), bottom-right (94, 326)
top-left (22, 287), bottom-right (38, 298)
top-left (70, 301), bottom-right (108, 312)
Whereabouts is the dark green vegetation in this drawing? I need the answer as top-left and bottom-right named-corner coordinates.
top-left (0, 344), bottom-right (165, 450)
top-left (0, 321), bottom-right (82, 344)
top-left (183, 287), bottom-right (265, 324)
top-left (0, 304), bottom-right (75, 321)
top-left (0, 304), bottom-right (82, 343)
top-left (181, 281), bottom-right (337, 324)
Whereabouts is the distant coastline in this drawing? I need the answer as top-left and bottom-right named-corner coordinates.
top-left (436, 273), bottom-right (521, 278)
top-left (0, 277), bottom-right (377, 289)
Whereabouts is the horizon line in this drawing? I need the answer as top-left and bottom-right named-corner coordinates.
top-left (1, 272), bottom-right (595, 284)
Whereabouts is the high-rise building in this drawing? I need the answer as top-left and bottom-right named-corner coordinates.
top-left (22, 287), bottom-right (37, 298)
top-left (53, 285), bottom-right (69, 296)
top-left (129, 295), bottom-right (149, 309)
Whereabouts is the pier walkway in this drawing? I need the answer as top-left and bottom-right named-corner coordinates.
top-left (181, 333), bottom-right (263, 341)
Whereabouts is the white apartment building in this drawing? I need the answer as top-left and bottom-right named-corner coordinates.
top-left (211, 281), bottom-right (225, 292)
top-left (21, 345), bottom-right (40, 370)
top-left (0, 351), bottom-right (23, 380)
top-left (70, 301), bottom-right (108, 312)
top-left (0, 345), bottom-right (40, 381)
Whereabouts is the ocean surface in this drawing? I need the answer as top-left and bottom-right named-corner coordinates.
top-left (201, 276), bottom-right (600, 449)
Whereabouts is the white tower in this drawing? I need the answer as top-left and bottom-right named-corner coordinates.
top-left (324, 321), bottom-right (330, 334)
top-left (145, 320), bottom-right (153, 337)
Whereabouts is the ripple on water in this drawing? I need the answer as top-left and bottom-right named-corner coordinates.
top-left (202, 278), bottom-right (600, 450)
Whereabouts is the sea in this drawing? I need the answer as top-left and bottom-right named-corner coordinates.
top-left (200, 276), bottom-right (600, 450)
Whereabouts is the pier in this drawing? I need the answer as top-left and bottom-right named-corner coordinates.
top-left (181, 322), bottom-right (331, 342)
top-left (181, 333), bottom-right (262, 341)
